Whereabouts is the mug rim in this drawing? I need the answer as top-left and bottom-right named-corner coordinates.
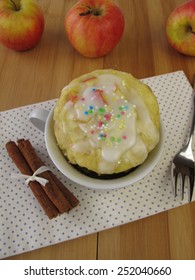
top-left (45, 107), bottom-right (164, 190)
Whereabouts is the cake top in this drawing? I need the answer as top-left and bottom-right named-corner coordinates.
top-left (54, 70), bottom-right (160, 174)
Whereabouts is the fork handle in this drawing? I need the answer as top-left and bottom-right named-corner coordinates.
top-left (186, 91), bottom-right (195, 146)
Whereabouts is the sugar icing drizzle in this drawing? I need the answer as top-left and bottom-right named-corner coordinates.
top-left (67, 74), bottom-right (138, 165)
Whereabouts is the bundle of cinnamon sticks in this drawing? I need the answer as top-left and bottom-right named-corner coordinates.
top-left (5, 139), bottom-right (79, 219)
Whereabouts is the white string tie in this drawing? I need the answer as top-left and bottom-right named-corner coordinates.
top-left (11, 166), bottom-right (51, 186)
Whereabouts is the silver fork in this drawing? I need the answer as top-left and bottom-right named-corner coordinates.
top-left (171, 79), bottom-right (195, 202)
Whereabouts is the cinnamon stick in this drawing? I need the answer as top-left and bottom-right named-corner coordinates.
top-left (17, 139), bottom-right (79, 213)
top-left (52, 175), bottom-right (79, 208)
top-left (5, 141), bottom-right (59, 219)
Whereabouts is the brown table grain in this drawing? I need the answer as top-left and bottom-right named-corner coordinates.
top-left (1, 0), bottom-right (195, 260)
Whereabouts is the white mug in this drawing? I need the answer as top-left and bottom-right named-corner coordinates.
top-left (29, 107), bottom-right (164, 190)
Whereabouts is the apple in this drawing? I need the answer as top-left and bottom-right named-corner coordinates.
top-left (166, 0), bottom-right (195, 56)
top-left (64, 0), bottom-right (125, 58)
top-left (0, 0), bottom-right (44, 51)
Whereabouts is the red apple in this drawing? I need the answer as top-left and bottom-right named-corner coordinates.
top-left (166, 0), bottom-right (195, 56)
top-left (65, 0), bottom-right (125, 58)
top-left (0, 0), bottom-right (44, 51)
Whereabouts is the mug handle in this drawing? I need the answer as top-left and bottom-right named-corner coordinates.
top-left (29, 108), bottom-right (49, 132)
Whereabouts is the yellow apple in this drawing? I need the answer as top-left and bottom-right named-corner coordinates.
top-left (166, 0), bottom-right (195, 56)
top-left (0, 0), bottom-right (45, 51)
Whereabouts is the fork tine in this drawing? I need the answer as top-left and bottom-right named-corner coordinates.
top-left (181, 174), bottom-right (185, 200)
top-left (174, 172), bottom-right (178, 197)
top-left (171, 166), bottom-right (194, 201)
top-left (188, 174), bottom-right (194, 202)
top-left (171, 164), bottom-right (177, 197)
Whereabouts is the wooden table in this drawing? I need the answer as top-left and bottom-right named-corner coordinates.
top-left (1, 0), bottom-right (195, 260)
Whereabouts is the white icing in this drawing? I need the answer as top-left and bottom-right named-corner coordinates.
top-left (73, 75), bottom-right (138, 164)
top-left (71, 140), bottom-right (91, 154)
top-left (98, 161), bottom-right (117, 174)
top-left (63, 101), bottom-right (77, 120)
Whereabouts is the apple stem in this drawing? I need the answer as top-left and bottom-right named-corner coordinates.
top-left (10, 0), bottom-right (20, 11)
top-left (188, 25), bottom-right (195, 35)
top-left (79, 10), bottom-right (92, 16)
top-left (79, 6), bottom-right (102, 16)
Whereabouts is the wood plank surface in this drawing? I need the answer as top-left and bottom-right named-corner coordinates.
top-left (5, 234), bottom-right (98, 260)
top-left (1, 0), bottom-right (195, 260)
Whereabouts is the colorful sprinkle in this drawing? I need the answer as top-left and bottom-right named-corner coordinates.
top-left (104, 113), bottom-right (111, 121)
top-left (84, 105), bottom-right (95, 115)
top-left (99, 107), bottom-right (106, 114)
top-left (98, 121), bottom-right (104, 128)
top-left (99, 133), bottom-right (107, 141)
top-left (119, 124), bottom-right (124, 129)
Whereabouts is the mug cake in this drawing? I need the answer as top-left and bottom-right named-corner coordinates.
top-left (53, 69), bottom-right (160, 178)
